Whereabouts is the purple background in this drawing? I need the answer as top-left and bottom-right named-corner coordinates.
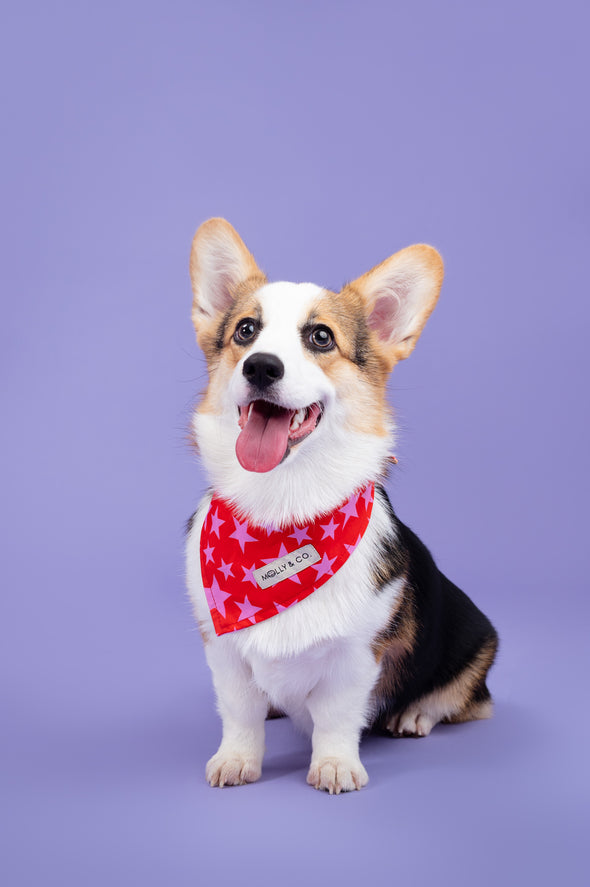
top-left (2, 1), bottom-right (588, 884)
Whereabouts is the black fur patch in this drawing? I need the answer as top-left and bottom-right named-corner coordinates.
top-left (352, 318), bottom-right (371, 368)
top-left (370, 489), bottom-right (498, 730)
top-left (215, 309), bottom-right (232, 351)
top-left (372, 485), bottom-right (409, 590)
top-left (185, 511), bottom-right (197, 537)
top-left (337, 284), bottom-right (378, 371)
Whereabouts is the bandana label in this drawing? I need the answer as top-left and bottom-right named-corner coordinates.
top-left (254, 544), bottom-right (320, 589)
top-left (200, 482), bottom-right (375, 636)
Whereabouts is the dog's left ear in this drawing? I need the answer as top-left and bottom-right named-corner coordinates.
top-left (349, 245), bottom-right (444, 366)
top-left (190, 218), bottom-right (265, 336)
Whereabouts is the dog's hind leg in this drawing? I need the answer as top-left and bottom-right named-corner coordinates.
top-left (387, 638), bottom-right (497, 737)
top-left (388, 682), bottom-right (493, 737)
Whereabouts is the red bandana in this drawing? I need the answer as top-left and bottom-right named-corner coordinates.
top-left (200, 483), bottom-right (375, 636)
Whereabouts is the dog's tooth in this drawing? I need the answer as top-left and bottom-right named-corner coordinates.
top-left (290, 408), bottom-right (305, 432)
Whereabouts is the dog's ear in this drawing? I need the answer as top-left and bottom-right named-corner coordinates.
top-left (190, 219), bottom-right (265, 333)
top-left (350, 245), bottom-right (444, 366)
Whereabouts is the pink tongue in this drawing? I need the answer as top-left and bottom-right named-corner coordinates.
top-left (236, 402), bottom-right (294, 473)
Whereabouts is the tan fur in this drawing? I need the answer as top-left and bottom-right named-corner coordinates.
top-left (196, 274), bottom-right (267, 367)
top-left (191, 609), bottom-right (211, 645)
top-left (300, 289), bottom-right (391, 436)
top-left (195, 277), bottom-right (396, 438)
top-left (195, 281), bottom-right (269, 420)
top-left (190, 217), bottom-right (265, 347)
top-left (324, 360), bottom-right (389, 437)
top-left (345, 244), bottom-right (444, 369)
top-left (371, 578), bottom-right (416, 699)
top-left (387, 635), bottom-right (498, 736)
top-left (186, 219), bottom-right (496, 792)
top-left (189, 222), bottom-right (442, 443)
top-left (439, 636), bottom-right (498, 723)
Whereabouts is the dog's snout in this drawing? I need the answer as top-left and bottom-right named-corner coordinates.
top-left (242, 352), bottom-right (285, 390)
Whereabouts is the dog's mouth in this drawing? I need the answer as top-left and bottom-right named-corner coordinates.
top-left (236, 400), bottom-right (322, 473)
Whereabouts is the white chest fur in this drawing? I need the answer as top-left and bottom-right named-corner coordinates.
top-left (186, 493), bottom-right (401, 718)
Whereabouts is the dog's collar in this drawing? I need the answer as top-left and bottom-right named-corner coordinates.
top-left (200, 483), bottom-right (375, 636)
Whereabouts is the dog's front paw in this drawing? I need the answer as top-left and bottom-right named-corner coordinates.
top-left (307, 757), bottom-right (368, 794)
top-left (206, 751), bottom-right (262, 787)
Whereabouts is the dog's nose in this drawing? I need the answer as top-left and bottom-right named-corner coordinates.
top-left (242, 352), bottom-right (285, 390)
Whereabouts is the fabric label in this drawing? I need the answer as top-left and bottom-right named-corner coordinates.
top-left (253, 544), bottom-right (321, 589)
top-left (200, 482), bottom-right (375, 635)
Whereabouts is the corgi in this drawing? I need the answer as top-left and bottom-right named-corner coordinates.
top-left (185, 218), bottom-right (498, 794)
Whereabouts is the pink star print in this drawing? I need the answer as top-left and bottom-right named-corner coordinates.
top-left (312, 552), bottom-right (338, 580)
top-left (362, 485), bottom-right (373, 508)
top-left (229, 517), bottom-right (258, 552)
top-left (203, 544), bottom-right (215, 564)
top-left (289, 525), bottom-right (311, 545)
top-left (210, 509), bottom-right (225, 538)
top-left (235, 595), bottom-right (262, 623)
top-left (207, 576), bottom-right (232, 618)
top-left (273, 601), bottom-right (292, 612)
top-left (345, 534), bottom-right (363, 555)
top-left (262, 543), bottom-right (286, 564)
top-left (263, 522), bottom-right (281, 535)
top-left (262, 544), bottom-right (301, 583)
top-left (320, 516), bottom-right (339, 540)
top-left (218, 559), bottom-right (233, 579)
top-left (339, 493), bottom-right (359, 526)
top-left (242, 563), bottom-right (258, 586)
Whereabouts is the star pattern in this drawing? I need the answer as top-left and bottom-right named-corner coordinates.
top-left (345, 534), bottom-right (363, 555)
top-left (320, 517), bottom-right (339, 540)
top-left (229, 516), bottom-right (258, 552)
top-left (217, 559), bottom-right (233, 579)
top-left (263, 522), bottom-right (281, 535)
top-left (262, 543), bottom-right (301, 583)
top-left (235, 595), bottom-right (262, 623)
top-left (289, 525), bottom-right (311, 545)
top-left (210, 509), bottom-right (225, 538)
top-left (339, 492), bottom-right (359, 526)
top-left (207, 575), bottom-right (232, 618)
top-left (200, 483), bottom-right (375, 636)
top-left (312, 551), bottom-right (338, 580)
top-left (203, 583), bottom-right (216, 613)
top-left (241, 563), bottom-right (258, 586)
top-left (203, 543), bottom-right (215, 564)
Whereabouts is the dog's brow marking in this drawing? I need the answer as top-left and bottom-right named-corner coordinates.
top-left (214, 275), bottom-right (267, 351)
top-left (215, 309), bottom-right (232, 351)
top-left (305, 294), bottom-right (372, 370)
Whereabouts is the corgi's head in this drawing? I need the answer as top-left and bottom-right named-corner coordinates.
top-left (190, 218), bottom-right (443, 527)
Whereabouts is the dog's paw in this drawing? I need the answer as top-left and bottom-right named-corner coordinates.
top-left (307, 757), bottom-right (368, 794)
top-left (387, 707), bottom-right (436, 737)
top-left (206, 752), bottom-right (262, 787)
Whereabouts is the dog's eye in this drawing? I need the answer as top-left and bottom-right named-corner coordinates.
top-left (234, 318), bottom-right (259, 344)
top-left (309, 325), bottom-right (335, 351)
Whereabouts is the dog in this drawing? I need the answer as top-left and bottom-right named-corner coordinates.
top-left (185, 218), bottom-right (498, 793)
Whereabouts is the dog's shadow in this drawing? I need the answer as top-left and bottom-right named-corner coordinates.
top-left (256, 699), bottom-right (535, 788)
top-left (362, 698), bottom-right (538, 784)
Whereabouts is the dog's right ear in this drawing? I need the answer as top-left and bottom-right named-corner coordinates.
top-left (190, 218), bottom-right (265, 335)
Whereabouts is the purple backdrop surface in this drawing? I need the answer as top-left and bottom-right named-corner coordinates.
top-left (1, 2), bottom-right (588, 885)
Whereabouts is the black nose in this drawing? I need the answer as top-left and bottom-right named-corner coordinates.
top-left (242, 352), bottom-right (285, 390)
